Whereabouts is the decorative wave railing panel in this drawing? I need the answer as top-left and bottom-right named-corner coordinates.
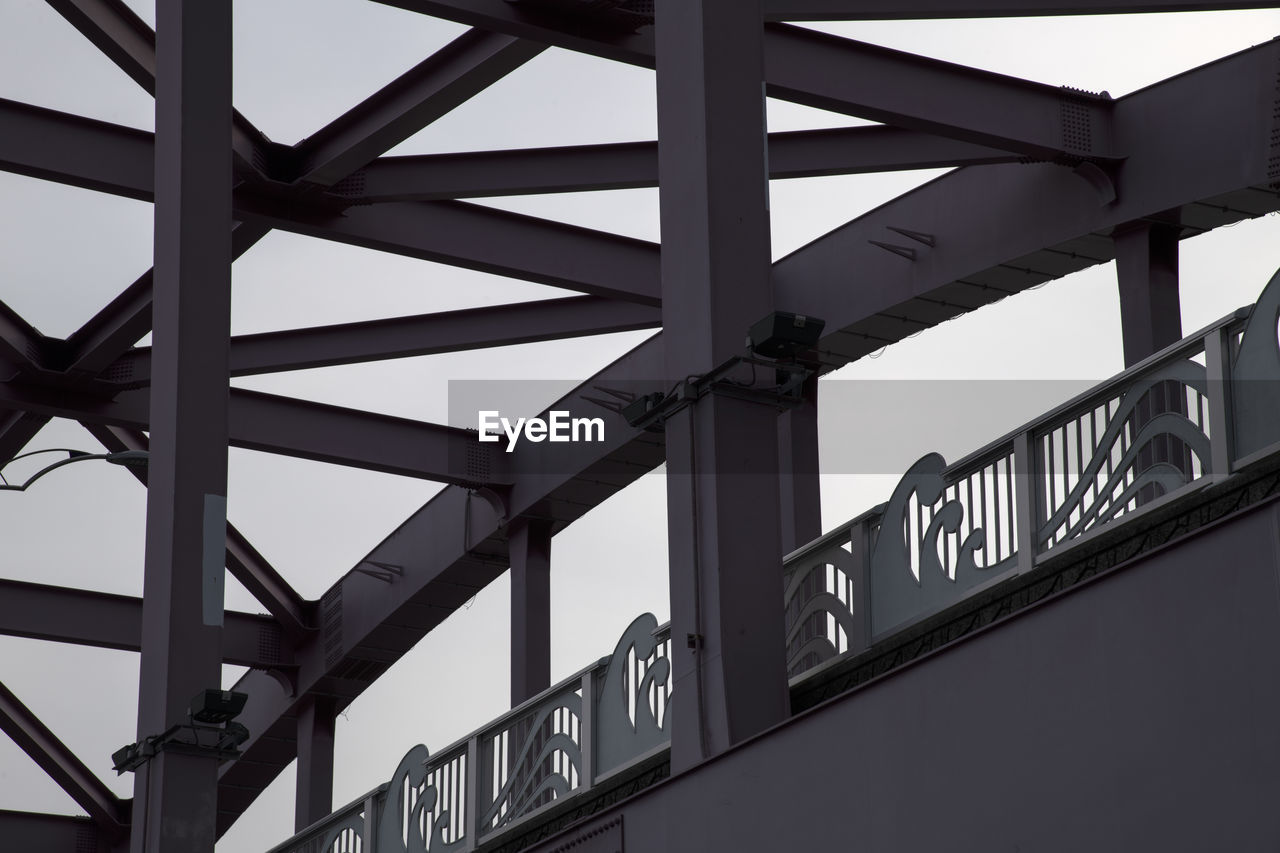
top-left (270, 617), bottom-right (671, 853)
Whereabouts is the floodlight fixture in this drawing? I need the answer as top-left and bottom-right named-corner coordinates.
top-left (746, 312), bottom-right (825, 360)
top-left (113, 689), bottom-right (250, 774)
top-left (622, 392), bottom-right (666, 429)
top-left (189, 689), bottom-right (248, 725)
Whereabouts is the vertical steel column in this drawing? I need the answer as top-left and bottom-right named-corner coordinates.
top-left (1115, 222), bottom-right (1182, 367)
top-left (778, 377), bottom-right (822, 554)
top-left (509, 519), bottom-right (552, 706)
top-left (1115, 222), bottom-right (1186, 502)
top-left (130, 0), bottom-right (232, 850)
top-left (295, 697), bottom-right (337, 832)
top-left (656, 0), bottom-right (789, 771)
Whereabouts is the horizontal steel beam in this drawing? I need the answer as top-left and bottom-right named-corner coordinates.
top-left (0, 678), bottom-right (127, 839)
top-left (0, 97), bottom-right (153, 202)
top-left (0, 382), bottom-right (506, 486)
top-left (760, 0), bottom-right (1280, 19)
top-left (81, 424), bottom-right (315, 638)
top-left (295, 28), bottom-right (546, 186)
top-left (341, 127), bottom-right (1019, 202)
top-left (106, 296), bottom-right (660, 382)
top-left (0, 579), bottom-right (295, 670)
top-left (236, 197), bottom-right (662, 305)
top-left (0, 810), bottom-right (111, 853)
top-left (373, 2), bottom-right (1116, 161)
top-left (760, 25), bottom-right (1117, 160)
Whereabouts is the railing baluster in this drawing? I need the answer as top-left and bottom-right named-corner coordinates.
top-left (363, 791), bottom-right (377, 853)
top-left (580, 667), bottom-right (595, 789)
top-left (1204, 327), bottom-right (1234, 479)
top-left (1014, 430), bottom-right (1038, 574)
top-left (465, 736), bottom-right (479, 851)
top-left (849, 517), bottom-right (870, 656)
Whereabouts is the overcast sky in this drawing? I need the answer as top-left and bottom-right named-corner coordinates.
top-left (2, 2), bottom-right (1280, 850)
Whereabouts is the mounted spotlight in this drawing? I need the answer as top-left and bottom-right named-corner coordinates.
top-left (746, 312), bottom-right (825, 360)
top-left (621, 392), bottom-right (666, 430)
top-left (112, 689), bottom-right (250, 774)
top-left (189, 689), bottom-right (248, 725)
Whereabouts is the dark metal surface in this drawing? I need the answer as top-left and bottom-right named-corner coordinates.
top-left (510, 519), bottom-right (553, 705)
top-left (2, 0), bottom-right (1277, 848)
top-left (342, 126), bottom-right (1019, 202)
top-left (0, 579), bottom-right (292, 669)
top-left (656, 0), bottom-right (789, 771)
top-left (129, 2), bottom-right (233, 850)
top-left (108, 296), bottom-right (660, 382)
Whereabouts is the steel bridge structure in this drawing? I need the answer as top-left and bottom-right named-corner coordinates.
top-left (2, 1), bottom-right (1280, 851)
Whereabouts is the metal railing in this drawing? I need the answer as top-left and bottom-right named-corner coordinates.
top-left (275, 269), bottom-right (1280, 853)
top-left (270, 616), bottom-right (671, 853)
top-left (783, 267), bottom-right (1280, 672)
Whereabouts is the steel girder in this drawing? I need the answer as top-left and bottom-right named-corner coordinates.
top-left (210, 33), bottom-right (1280, 830)
top-left (0, 810), bottom-right (116, 853)
top-left (340, 127), bottom-right (1020, 202)
top-left (107, 297), bottom-right (661, 382)
top-left (0, 99), bottom-right (1017, 204)
top-left (0, 579), bottom-right (294, 670)
top-left (0, 382), bottom-right (507, 486)
top-left (233, 198), bottom-right (663, 305)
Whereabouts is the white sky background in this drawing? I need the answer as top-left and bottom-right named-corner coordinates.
top-left (1, 2), bottom-right (1279, 850)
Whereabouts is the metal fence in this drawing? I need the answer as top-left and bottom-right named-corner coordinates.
top-left (269, 615), bottom-right (671, 853)
top-left (783, 267), bottom-right (1280, 669)
top-left (274, 270), bottom-right (1280, 853)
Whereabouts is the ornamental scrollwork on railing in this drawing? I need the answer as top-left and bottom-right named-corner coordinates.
top-left (478, 689), bottom-right (583, 833)
top-left (595, 612), bottom-right (671, 776)
top-left (783, 540), bottom-right (862, 677)
top-left (377, 745), bottom-right (464, 853)
top-left (869, 452), bottom-right (1017, 635)
top-left (311, 808), bottom-right (367, 853)
top-left (1036, 358), bottom-right (1211, 551)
